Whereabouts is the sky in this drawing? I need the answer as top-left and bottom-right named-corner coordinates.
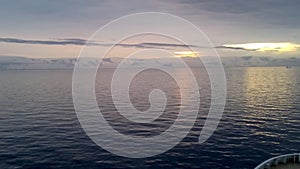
top-left (0, 0), bottom-right (300, 58)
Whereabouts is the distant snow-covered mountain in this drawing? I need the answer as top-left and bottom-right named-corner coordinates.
top-left (221, 56), bottom-right (300, 67)
top-left (0, 56), bottom-right (76, 69)
top-left (0, 55), bottom-right (299, 70)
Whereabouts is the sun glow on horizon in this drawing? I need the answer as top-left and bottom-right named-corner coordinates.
top-left (174, 51), bottom-right (198, 57)
top-left (224, 42), bottom-right (300, 52)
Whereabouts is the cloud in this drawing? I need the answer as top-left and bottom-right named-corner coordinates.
top-left (221, 43), bottom-right (300, 52)
top-left (216, 46), bottom-right (256, 51)
top-left (0, 38), bottom-right (92, 46)
top-left (0, 37), bottom-right (200, 49)
top-left (175, 0), bottom-right (300, 27)
top-left (176, 0), bottom-right (264, 14)
top-left (1, 37), bottom-right (299, 54)
top-left (133, 42), bottom-right (198, 49)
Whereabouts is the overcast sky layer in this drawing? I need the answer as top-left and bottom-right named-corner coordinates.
top-left (0, 0), bottom-right (300, 58)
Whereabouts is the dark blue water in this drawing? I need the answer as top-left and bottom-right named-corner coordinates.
top-left (0, 67), bottom-right (299, 169)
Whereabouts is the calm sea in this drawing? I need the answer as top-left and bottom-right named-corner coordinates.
top-left (0, 67), bottom-right (299, 169)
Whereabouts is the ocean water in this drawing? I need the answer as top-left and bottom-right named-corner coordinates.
top-left (0, 67), bottom-right (299, 169)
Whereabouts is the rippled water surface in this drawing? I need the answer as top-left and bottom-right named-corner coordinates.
top-left (0, 67), bottom-right (299, 169)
